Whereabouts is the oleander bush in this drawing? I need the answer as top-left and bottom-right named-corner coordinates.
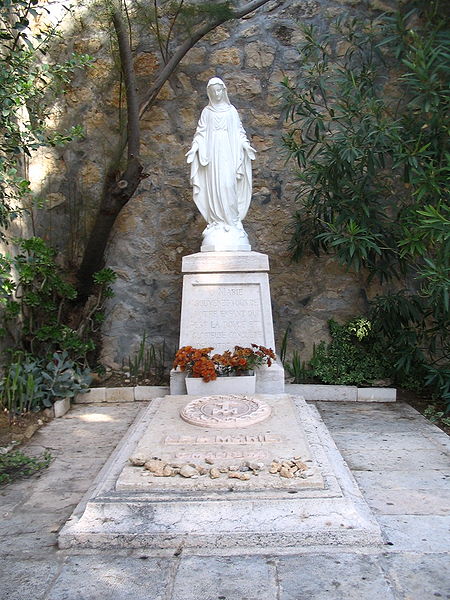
top-left (283, 1), bottom-right (449, 407)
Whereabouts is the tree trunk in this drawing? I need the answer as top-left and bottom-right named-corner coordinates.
top-left (76, 157), bottom-right (144, 298)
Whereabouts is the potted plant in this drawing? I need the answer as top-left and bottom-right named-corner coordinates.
top-left (173, 344), bottom-right (276, 395)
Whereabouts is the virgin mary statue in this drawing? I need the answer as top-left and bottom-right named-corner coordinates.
top-left (186, 77), bottom-right (256, 252)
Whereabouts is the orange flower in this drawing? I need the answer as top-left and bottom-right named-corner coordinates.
top-left (173, 344), bottom-right (276, 382)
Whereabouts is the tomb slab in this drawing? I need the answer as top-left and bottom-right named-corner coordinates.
top-left (117, 394), bottom-right (324, 492)
top-left (59, 395), bottom-right (382, 551)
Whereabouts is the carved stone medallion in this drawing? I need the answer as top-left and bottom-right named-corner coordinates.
top-left (180, 395), bottom-right (271, 429)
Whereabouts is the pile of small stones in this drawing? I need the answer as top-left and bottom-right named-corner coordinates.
top-left (128, 454), bottom-right (315, 480)
top-left (268, 458), bottom-right (312, 479)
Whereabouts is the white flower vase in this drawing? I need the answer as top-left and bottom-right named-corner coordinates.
top-left (185, 374), bottom-right (256, 395)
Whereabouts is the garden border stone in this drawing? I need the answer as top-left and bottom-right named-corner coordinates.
top-left (74, 384), bottom-right (396, 404)
top-left (289, 384), bottom-right (396, 402)
top-left (52, 397), bottom-right (71, 418)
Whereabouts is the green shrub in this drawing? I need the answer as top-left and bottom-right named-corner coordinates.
top-left (310, 318), bottom-right (391, 386)
top-left (0, 237), bottom-right (116, 369)
top-left (1, 238), bottom-right (88, 360)
top-left (40, 351), bottom-right (91, 404)
top-left (124, 336), bottom-right (171, 385)
top-left (424, 405), bottom-right (450, 427)
top-left (0, 352), bottom-right (91, 416)
top-left (0, 358), bottom-right (46, 416)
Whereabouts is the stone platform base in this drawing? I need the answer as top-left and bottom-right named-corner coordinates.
top-left (59, 395), bottom-right (382, 553)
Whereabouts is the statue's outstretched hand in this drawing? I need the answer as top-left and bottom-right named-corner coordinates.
top-left (185, 143), bottom-right (198, 164)
top-left (243, 142), bottom-right (257, 160)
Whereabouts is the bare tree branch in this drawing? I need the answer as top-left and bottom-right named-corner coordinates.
top-left (165, 0), bottom-right (185, 60)
top-left (153, 0), bottom-right (167, 62)
top-left (111, 0), bottom-right (140, 160)
top-left (139, 0), bottom-right (279, 118)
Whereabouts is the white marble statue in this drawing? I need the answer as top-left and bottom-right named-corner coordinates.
top-left (186, 77), bottom-right (256, 252)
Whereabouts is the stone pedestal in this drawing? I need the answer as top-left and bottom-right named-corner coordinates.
top-left (170, 251), bottom-right (284, 394)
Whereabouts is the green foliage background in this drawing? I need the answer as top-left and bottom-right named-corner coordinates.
top-left (0, 0), bottom-right (112, 416)
top-left (282, 1), bottom-right (449, 405)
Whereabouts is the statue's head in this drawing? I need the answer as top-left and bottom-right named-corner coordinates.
top-left (207, 77), bottom-right (230, 106)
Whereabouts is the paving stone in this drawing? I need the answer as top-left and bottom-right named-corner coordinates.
top-left (26, 432), bottom-right (125, 456)
top-left (353, 468), bottom-right (450, 518)
top-left (0, 527), bottom-right (59, 556)
top-left (277, 553), bottom-right (396, 599)
top-left (63, 402), bottom-right (142, 422)
top-left (134, 386), bottom-right (168, 400)
top-left (0, 558), bottom-right (61, 600)
top-left (0, 473), bottom-right (36, 498)
top-left (74, 388), bottom-right (106, 403)
top-left (53, 397), bottom-right (71, 418)
top-left (0, 504), bottom-right (69, 532)
top-left (428, 431), bottom-right (450, 453)
top-left (338, 447), bottom-right (449, 471)
top-left (0, 401), bottom-right (448, 599)
top-left (378, 515), bottom-right (450, 552)
top-left (380, 553), bottom-right (450, 600)
top-left (317, 401), bottom-right (403, 416)
top-left (46, 556), bottom-right (172, 600)
top-left (354, 469), bottom-right (450, 490)
top-left (171, 556), bottom-right (277, 600)
top-left (317, 405), bottom-right (423, 434)
top-left (318, 402), bottom-right (445, 436)
top-left (330, 431), bottom-right (444, 451)
top-left (314, 402), bottom-right (428, 424)
top-left (21, 489), bottom-right (84, 512)
top-left (24, 404), bottom-right (142, 462)
top-left (357, 388), bottom-right (396, 402)
top-left (288, 384), bottom-right (357, 401)
top-left (21, 459), bottom-right (106, 494)
top-left (359, 487), bottom-right (450, 516)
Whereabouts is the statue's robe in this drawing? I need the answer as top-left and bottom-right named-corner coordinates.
top-left (189, 103), bottom-right (252, 229)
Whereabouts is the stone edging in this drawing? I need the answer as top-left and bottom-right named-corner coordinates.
top-left (288, 384), bottom-right (396, 402)
top-left (74, 386), bottom-right (170, 404)
top-left (73, 384), bottom-right (396, 404)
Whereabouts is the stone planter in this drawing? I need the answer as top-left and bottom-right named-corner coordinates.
top-left (185, 374), bottom-right (256, 395)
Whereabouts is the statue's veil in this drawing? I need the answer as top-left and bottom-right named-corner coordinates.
top-left (206, 77), bottom-right (231, 106)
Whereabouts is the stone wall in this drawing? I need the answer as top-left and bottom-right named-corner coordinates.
top-left (31, 0), bottom-right (396, 368)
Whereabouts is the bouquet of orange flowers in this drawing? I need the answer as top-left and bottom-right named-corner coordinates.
top-left (173, 344), bottom-right (276, 382)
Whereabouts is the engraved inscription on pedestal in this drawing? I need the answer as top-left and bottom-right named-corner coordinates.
top-left (179, 270), bottom-right (276, 355)
top-left (180, 395), bottom-right (271, 429)
top-left (188, 282), bottom-right (264, 349)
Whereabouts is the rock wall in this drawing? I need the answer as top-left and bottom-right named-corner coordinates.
top-left (31, 0), bottom-right (396, 368)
